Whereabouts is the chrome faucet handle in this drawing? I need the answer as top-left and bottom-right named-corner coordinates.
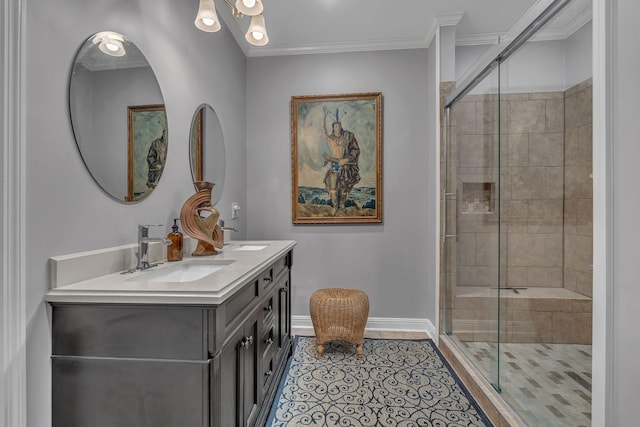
top-left (218, 219), bottom-right (239, 232)
top-left (139, 224), bottom-right (164, 230)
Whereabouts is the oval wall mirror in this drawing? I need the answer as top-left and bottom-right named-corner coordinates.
top-left (189, 103), bottom-right (225, 205)
top-left (69, 31), bottom-right (168, 203)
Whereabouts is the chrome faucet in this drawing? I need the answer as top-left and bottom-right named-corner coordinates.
top-left (218, 219), bottom-right (239, 233)
top-left (136, 224), bottom-right (171, 270)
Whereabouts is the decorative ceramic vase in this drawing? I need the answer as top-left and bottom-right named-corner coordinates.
top-left (180, 181), bottom-right (224, 256)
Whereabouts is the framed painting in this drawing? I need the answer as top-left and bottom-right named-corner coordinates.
top-left (291, 92), bottom-right (383, 224)
top-left (126, 104), bottom-right (168, 202)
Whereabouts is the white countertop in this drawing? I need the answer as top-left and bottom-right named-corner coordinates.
top-left (45, 240), bottom-right (296, 305)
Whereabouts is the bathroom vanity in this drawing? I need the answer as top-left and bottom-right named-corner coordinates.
top-left (46, 240), bottom-right (295, 427)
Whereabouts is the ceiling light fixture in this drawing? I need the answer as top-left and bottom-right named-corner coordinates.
top-left (93, 31), bottom-right (126, 57)
top-left (195, 0), bottom-right (269, 46)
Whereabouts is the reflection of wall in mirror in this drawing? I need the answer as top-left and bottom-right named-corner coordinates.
top-left (202, 107), bottom-right (225, 202)
top-left (75, 65), bottom-right (163, 200)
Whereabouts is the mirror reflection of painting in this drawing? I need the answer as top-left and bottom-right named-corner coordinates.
top-left (127, 104), bottom-right (168, 202)
top-left (291, 92), bottom-right (383, 224)
top-left (146, 128), bottom-right (167, 189)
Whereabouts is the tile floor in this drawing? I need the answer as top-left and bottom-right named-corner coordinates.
top-left (462, 341), bottom-right (592, 427)
top-left (294, 329), bottom-right (591, 426)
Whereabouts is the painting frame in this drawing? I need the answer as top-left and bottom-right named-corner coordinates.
top-left (291, 92), bottom-right (383, 224)
top-left (191, 107), bottom-right (204, 182)
top-left (126, 104), bottom-right (168, 202)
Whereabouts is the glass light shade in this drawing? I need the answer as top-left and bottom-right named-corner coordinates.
top-left (195, 0), bottom-right (221, 32)
top-left (92, 31), bottom-right (126, 57)
top-left (235, 0), bottom-right (263, 16)
top-left (245, 14), bottom-right (269, 46)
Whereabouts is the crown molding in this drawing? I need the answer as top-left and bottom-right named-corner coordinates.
top-left (425, 12), bottom-right (466, 47)
top-left (246, 37), bottom-right (430, 57)
top-left (456, 32), bottom-right (502, 46)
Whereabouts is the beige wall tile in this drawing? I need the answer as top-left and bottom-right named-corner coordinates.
top-left (527, 199), bottom-right (563, 218)
top-left (544, 235), bottom-right (564, 267)
top-left (508, 99), bottom-right (546, 133)
top-left (458, 266), bottom-right (498, 286)
top-left (457, 233), bottom-right (477, 266)
top-left (504, 133), bottom-right (529, 166)
top-left (545, 166), bottom-right (565, 199)
top-left (527, 266), bottom-right (563, 287)
top-left (545, 98), bottom-right (565, 132)
top-left (475, 233), bottom-right (499, 266)
top-left (459, 134), bottom-right (495, 168)
top-left (576, 271), bottom-right (594, 297)
top-left (476, 101), bottom-right (501, 134)
top-left (529, 132), bottom-right (564, 166)
top-left (508, 234), bottom-right (546, 267)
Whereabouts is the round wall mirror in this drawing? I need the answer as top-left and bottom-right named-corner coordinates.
top-left (69, 31), bottom-right (168, 202)
top-left (189, 103), bottom-right (225, 205)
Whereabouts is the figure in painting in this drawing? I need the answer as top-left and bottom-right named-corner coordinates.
top-left (146, 128), bottom-right (167, 189)
top-left (321, 107), bottom-right (361, 216)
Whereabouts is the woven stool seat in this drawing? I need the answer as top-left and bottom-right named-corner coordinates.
top-left (309, 288), bottom-right (370, 359)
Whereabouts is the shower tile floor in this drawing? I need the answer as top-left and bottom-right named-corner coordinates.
top-left (462, 341), bottom-right (591, 427)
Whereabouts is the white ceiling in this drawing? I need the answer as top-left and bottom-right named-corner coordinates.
top-left (218, 0), bottom-right (592, 57)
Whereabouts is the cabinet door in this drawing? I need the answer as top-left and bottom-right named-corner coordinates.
top-left (242, 312), bottom-right (260, 427)
top-left (219, 310), bottom-right (260, 427)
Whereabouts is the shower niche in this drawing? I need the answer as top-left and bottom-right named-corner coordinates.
top-left (461, 182), bottom-right (495, 214)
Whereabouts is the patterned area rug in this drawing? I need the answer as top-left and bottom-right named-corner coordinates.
top-left (266, 337), bottom-right (492, 426)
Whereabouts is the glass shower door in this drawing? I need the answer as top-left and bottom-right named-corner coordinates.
top-left (444, 65), bottom-right (502, 391)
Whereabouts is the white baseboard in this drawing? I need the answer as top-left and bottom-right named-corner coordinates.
top-left (292, 316), bottom-right (437, 341)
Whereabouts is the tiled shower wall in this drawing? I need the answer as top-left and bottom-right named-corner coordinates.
top-left (563, 79), bottom-right (593, 297)
top-left (447, 79), bottom-right (593, 295)
top-left (454, 90), bottom-right (566, 288)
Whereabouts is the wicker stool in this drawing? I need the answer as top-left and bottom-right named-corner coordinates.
top-left (309, 288), bottom-right (370, 359)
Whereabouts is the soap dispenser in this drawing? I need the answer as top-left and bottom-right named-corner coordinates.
top-left (167, 218), bottom-right (183, 262)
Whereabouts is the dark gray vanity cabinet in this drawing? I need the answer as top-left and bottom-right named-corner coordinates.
top-left (51, 250), bottom-right (292, 427)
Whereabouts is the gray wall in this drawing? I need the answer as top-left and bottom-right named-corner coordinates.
top-left (245, 49), bottom-right (434, 324)
top-left (611, 2), bottom-right (640, 424)
top-left (25, 0), bottom-right (247, 425)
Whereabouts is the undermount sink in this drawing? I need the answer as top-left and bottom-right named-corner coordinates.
top-left (232, 244), bottom-right (267, 251)
top-left (129, 260), bottom-right (235, 283)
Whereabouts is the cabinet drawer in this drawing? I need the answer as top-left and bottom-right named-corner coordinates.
top-left (261, 353), bottom-right (276, 397)
top-left (52, 356), bottom-right (210, 427)
top-left (52, 305), bottom-right (209, 360)
top-left (271, 255), bottom-right (288, 283)
top-left (261, 326), bottom-right (275, 362)
top-left (261, 294), bottom-right (275, 326)
top-left (224, 279), bottom-right (259, 331)
top-left (260, 256), bottom-right (289, 295)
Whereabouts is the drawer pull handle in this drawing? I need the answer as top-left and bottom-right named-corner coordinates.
top-left (265, 337), bottom-right (273, 345)
top-left (264, 305), bottom-right (273, 312)
top-left (265, 370), bottom-right (273, 377)
top-left (263, 276), bottom-right (272, 283)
